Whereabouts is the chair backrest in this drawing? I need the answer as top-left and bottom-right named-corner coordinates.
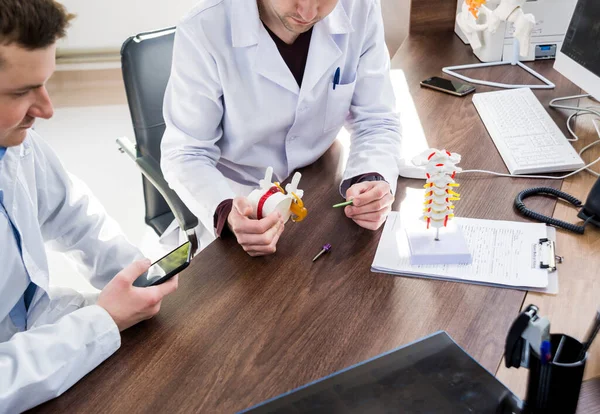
top-left (121, 27), bottom-right (176, 234)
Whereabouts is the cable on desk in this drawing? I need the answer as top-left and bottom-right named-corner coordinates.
top-left (548, 94), bottom-right (600, 141)
top-left (459, 155), bottom-right (600, 180)
top-left (459, 95), bottom-right (600, 180)
top-left (549, 94), bottom-right (600, 178)
top-left (514, 187), bottom-right (590, 234)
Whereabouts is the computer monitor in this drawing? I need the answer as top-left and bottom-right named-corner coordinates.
top-left (554, 0), bottom-right (600, 100)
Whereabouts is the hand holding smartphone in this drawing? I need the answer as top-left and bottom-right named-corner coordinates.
top-left (420, 76), bottom-right (476, 97)
top-left (133, 241), bottom-right (192, 288)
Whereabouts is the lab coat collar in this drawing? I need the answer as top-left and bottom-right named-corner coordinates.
top-left (322, 1), bottom-right (354, 35)
top-left (231, 0), bottom-right (261, 48)
top-left (231, 1), bottom-right (354, 48)
top-left (0, 145), bottom-right (20, 214)
top-left (235, 1), bottom-right (353, 96)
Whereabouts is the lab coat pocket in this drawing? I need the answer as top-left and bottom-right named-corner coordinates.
top-left (324, 78), bottom-right (356, 133)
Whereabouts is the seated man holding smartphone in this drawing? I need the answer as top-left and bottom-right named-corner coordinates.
top-left (0, 1), bottom-right (179, 411)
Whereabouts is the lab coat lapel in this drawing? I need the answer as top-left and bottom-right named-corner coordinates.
top-left (232, 0), bottom-right (300, 95)
top-left (1, 140), bottom-right (50, 296)
top-left (0, 146), bottom-right (20, 222)
top-left (300, 2), bottom-right (353, 99)
top-left (253, 28), bottom-right (300, 95)
top-left (0, 148), bottom-right (24, 319)
top-left (300, 23), bottom-right (342, 98)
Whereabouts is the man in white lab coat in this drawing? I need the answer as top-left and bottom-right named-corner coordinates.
top-left (0, 1), bottom-right (178, 411)
top-left (162, 0), bottom-right (402, 256)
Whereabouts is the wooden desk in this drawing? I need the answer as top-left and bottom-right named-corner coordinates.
top-left (36, 34), bottom-right (596, 412)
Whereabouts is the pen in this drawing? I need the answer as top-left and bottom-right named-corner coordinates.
top-left (333, 200), bottom-right (353, 208)
top-left (578, 308), bottom-right (600, 360)
top-left (540, 339), bottom-right (552, 365)
top-left (333, 67), bottom-right (340, 90)
top-left (313, 244), bottom-right (332, 262)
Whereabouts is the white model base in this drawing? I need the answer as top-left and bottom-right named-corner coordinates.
top-left (406, 222), bottom-right (473, 266)
top-left (442, 60), bottom-right (555, 89)
top-left (442, 39), bottom-right (555, 90)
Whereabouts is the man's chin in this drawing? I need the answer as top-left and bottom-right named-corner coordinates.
top-left (284, 17), bottom-right (316, 33)
top-left (1, 128), bottom-right (29, 148)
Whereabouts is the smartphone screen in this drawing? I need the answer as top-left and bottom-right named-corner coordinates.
top-left (421, 77), bottom-right (475, 96)
top-left (133, 241), bottom-right (192, 288)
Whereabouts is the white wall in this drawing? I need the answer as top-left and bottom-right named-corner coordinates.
top-left (56, 0), bottom-right (198, 54)
top-left (381, 0), bottom-right (411, 56)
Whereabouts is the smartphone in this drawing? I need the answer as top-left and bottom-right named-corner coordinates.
top-left (420, 76), bottom-right (476, 97)
top-left (133, 241), bottom-right (192, 288)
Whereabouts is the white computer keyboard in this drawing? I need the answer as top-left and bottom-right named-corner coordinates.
top-left (472, 88), bottom-right (585, 175)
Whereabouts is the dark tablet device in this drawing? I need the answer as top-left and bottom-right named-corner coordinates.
top-left (240, 331), bottom-right (520, 413)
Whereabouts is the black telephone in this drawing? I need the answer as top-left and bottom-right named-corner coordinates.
top-left (515, 176), bottom-right (600, 234)
top-left (580, 177), bottom-right (600, 226)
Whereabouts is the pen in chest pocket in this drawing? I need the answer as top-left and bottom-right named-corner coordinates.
top-left (333, 67), bottom-right (340, 90)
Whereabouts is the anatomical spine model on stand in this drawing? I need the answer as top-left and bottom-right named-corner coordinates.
top-left (406, 149), bottom-right (472, 265)
top-left (416, 149), bottom-right (462, 241)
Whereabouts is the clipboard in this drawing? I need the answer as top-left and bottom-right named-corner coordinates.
top-left (529, 230), bottom-right (559, 294)
top-left (372, 213), bottom-right (560, 295)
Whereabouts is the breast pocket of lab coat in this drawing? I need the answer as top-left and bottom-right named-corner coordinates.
top-left (323, 77), bottom-right (357, 133)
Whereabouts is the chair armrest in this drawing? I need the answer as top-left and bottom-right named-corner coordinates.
top-left (134, 155), bottom-right (198, 233)
top-left (116, 137), bottom-right (198, 232)
top-left (116, 137), bottom-right (199, 253)
top-left (116, 136), bottom-right (137, 160)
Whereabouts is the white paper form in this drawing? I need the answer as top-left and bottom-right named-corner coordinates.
top-left (372, 212), bottom-right (553, 290)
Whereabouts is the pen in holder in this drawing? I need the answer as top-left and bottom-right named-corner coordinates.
top-left (505, 306), bottom-right (588, 414)
top-left (525, 334), bottom-right (587, 414)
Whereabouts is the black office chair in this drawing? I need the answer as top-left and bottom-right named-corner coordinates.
top-left (117, 27), bottom-right (198, 253)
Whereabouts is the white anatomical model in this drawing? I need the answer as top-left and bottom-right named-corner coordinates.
top-left (456, 0), bottom-right (535, 59)
top-left (412, 149), bottom-right (462, 240)
top-left (247, 167), bottom-right (308, 223)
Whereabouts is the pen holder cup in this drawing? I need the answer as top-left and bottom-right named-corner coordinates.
top-left (525, 334), bottom-right (587, 414)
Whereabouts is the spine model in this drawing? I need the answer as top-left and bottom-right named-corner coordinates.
top-left (413, 149), bottom-right (462, 239)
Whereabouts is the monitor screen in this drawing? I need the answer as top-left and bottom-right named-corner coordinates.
top-left (560, 0), bottom-right (600, 79)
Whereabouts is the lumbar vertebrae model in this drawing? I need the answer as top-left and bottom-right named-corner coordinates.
top-left (247, 167), bottom-right (308, 223)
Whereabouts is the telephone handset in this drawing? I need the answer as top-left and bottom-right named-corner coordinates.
top-left (515, 176), bottom-right (600, 234)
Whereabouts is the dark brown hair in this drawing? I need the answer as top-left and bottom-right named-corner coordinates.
top-left (0, 0), bottom-right (74, 49)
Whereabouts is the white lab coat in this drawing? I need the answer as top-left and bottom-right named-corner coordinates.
top-left (0, 130), bottom-right (141, 413)
top-left (161, 0), bottom-right (402, 243)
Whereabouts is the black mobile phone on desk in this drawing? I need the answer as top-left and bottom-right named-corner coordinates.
top-left (420, 76), bottom-right (476, 97)
top-left (133, 241), bottom-right (192, 288)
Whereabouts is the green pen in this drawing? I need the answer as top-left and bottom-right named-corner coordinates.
top-left (332, 200), bottom-right (353, 208)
